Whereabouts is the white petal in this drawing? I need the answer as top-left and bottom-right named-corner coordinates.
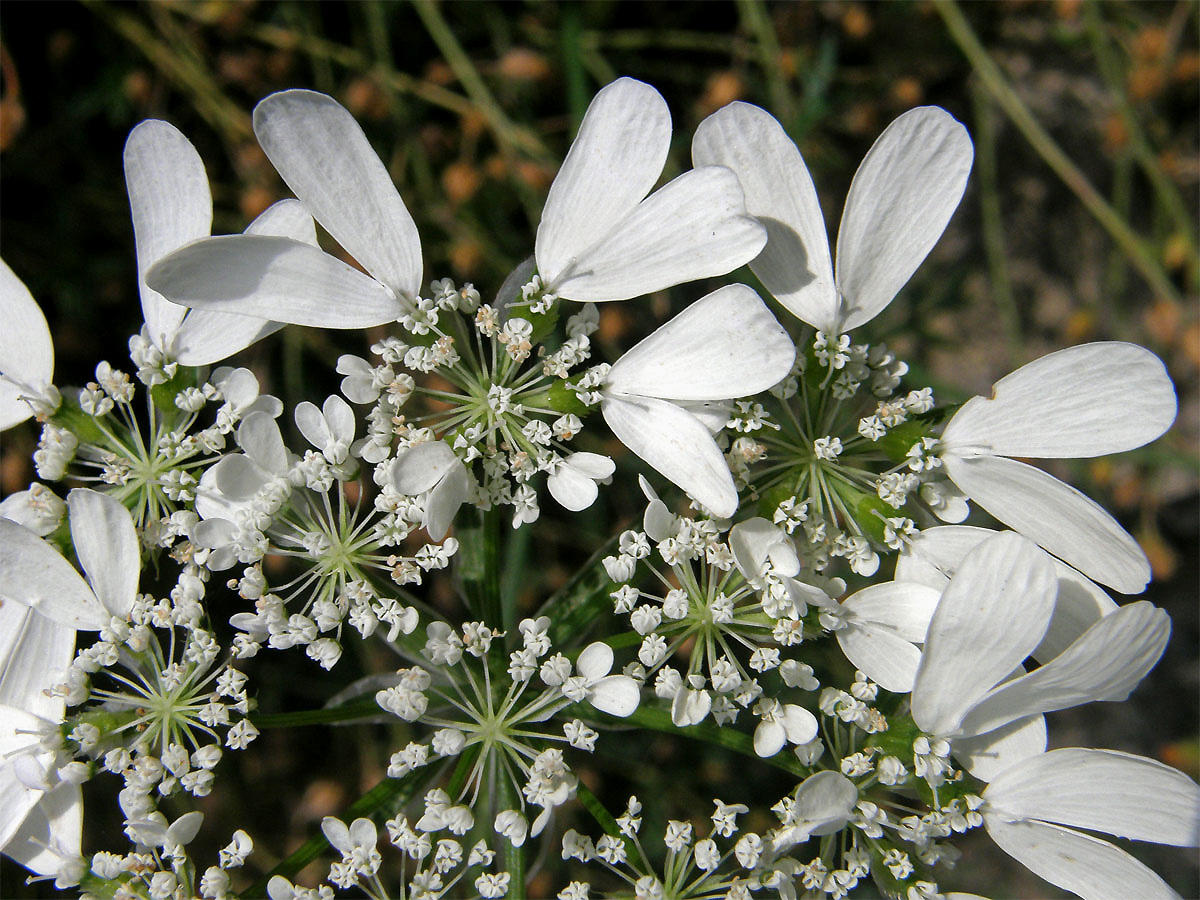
top-left (148, 234), bottom-right (401, 328)
top-left (730, 517), bottom-right (799, 582)
top-left (985, 817), bottom-right (1182, 900)
top-left (953, 715), bottom-right (1047, 783)
top-left (0, 520), bottom-right (106, 630)
top-left (172, 312), bottom-right (283, 367)
top-left (942, 342), bottom-right (1176, 458)
top-left (835, 107), bottom-right (973, 331)
top-left (563, 451), bottom-right (615, 479)
top-left (987, 748), bottom-right (1200, 846)
top-left (0, 380), bottom-right (32, 432)
top-left (0, 604), bottom-right (73, 721)
top-left (790, 770), bottom-right (859, 837)
top-left (246, 198), bottom-right (320, 245)
top-left (253, 90), bottom-right (421, 299)
top-left (961, 601), bottom-right (1169, 738)
top-left (392, 441), bottom-right (459, 495)
top-left (2, 779), bottom-right (82, 877)
top-left (942, 453), bottom-right (1151, 593)
top-left (602, 394), bottom-right (737, 517)
top-left (605, 284), bottom-right (794, 401)
top-left (895, 525), bottom-right (1118, 660)
top-left (837, 624), bottom-right (923, 694)
top-left (123, 119), bottom-right (212, 345)
top-left (576, 642), bottom-right (614, 681)
top-left (423, 460), bottom-right (470, 542)
top-left (68, 489), bottom-right (138, 619)
top-left (171, 198), bottom-right (312, 366)
top-left (781, 704), bottom-right (818, 744)
top-left (320, 816), bottom-right (352, 853)
top-left (841, 582), bottom-right (941, 642)
top-left (0, 259), bottom-right (54, 406)
top-left (536, 77), bottom-right (670, 285)
top-left (912, 532), bottom-right (1057, 736)
top-left (549, 167), bottom-right (766, 302)
top-left (588, 675), bottom-right (640, 718)
top-left (324, 395), bottom-right (355, 444)
top-left (294, 400), bottom-right (331, 451)
top-left (754, 719), bottom-right (786, 757)
top-left (238, 413), bottom-right (290, 474)
top-left (547, 464), bottom-right (599, 512)
top-left (0, 706), bottom-right (54, 848)
top-left (692, 101), bottom-right (838, 331)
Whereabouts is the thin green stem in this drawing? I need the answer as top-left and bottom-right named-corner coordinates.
top-left (933, 0), bottom-right (1182, 304)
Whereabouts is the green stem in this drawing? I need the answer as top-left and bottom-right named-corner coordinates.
top-left (933, 0), bottom-right (1182, 304)
top-left (250, 696), bottom-right (382, 729)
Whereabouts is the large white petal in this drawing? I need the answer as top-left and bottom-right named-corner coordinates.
top-left (835, 107), bottom-right (972, 331)
top-left (577, 642), bottom-right (614, 681)
top-left (123, 119), bottom-right (212, 346)
top-left (961, 601), bottom-right (1169, 738)
top-left (0, 259), bottom-right (54, 406)
top-left (536, 77), bottom-right (670, 285)
top-left (605, 284), bottom-right (794, 400)
top-left (549, 167), bottom-right (766, 302)
top-left (253, 89), bottom-right (421, 299)
top-left (941, 342), bottom-right (1176, 458)
top-left (0, 520), bottom-right (106, 630)
top-left (912, 532), bottom-right (1056, 736)
top-left (0, 604), bottom-right (73, 722)
top-left (953, 714), bottom-right (1047, 783)
top-left (602, 394), bottom-right (737, 517)
top-left (0, 707), bottom-right (51, 849)
top-left (2, 779), bottom-right (83, 877)
top-left (942, 453), bottom-right (1151, 593)
top-left (987, 748), bottom-right (1200, 846)
top-left (841, 581), bottom-right (941, 642)
top-left (984, 817), bottom-right (1181, 900)
top-left (67, 489), bottom-right (138, 619)
top-left (896, 525), bottom-right (1118, 660)
top-left (392, 441), bottom-right (459, 495)
top-left (692, 101), bottom-right (838, 332)
top-left (147, 234), bottom-right (401, 329)
top-left (837, 625), bottom-right (923, 693)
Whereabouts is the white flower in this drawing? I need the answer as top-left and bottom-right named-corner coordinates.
top-left (939, 342), bottom-right (1176, 593)
top-left (0, 483), bottom-right (65, 536)
top-left (752, 699), bottom-right (817, 758)
top-left (911, 532), bottom-right (1170, 781)
top-left (602, 284), bottom-right (795, 517)
top-left (569, 642), bottom-right (640, 717)
top-left (295, 395), bottom-right (355, 467)
top-left (390, 441), bottom-right (472, 542)
top-left (147, 90), bottom-right (422, 329)
top-left (546, 452), bottom-right (615, 512)
top-left (692, 102), bottom-right (972, 334)
top-left (124, 119), bottom-right (319, 363)
top-left (531, 77), bottom-right (765, 303)
top-left (0, 258), bottom-right (58, 430)
top-left (982, 748), bottom-right (1199, 900)
top-left (0, 488), bottom-right (139, 630)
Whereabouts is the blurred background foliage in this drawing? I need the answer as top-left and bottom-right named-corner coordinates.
top-left (0, 1), bottom-right (1197, 897)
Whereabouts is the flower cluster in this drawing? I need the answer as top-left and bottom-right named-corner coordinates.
top-left (0, 76), bottom-right (1194, 900)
